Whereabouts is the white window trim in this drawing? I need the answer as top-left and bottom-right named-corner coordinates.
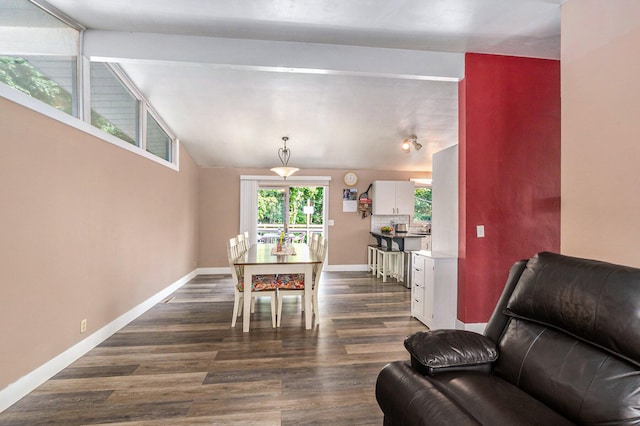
top-left (145, 102), bottom-right (177, 163)
top-left (102, 63), bottom-right (177, 163)
top-left (3, 1), bottom-right (178, 169)
top-left (0, 83), bottom-right (179, 171)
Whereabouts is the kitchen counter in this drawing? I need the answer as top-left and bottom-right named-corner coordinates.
top-left (370, 231), bottom-right (429, 252)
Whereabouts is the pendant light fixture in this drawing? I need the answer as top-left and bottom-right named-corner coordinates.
top-left (271, 136), bottom-right (299, 179)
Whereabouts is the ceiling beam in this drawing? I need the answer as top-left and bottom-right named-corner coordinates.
top-left (83, 30), bottom-right (464, 81)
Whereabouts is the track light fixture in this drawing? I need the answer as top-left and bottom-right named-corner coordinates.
top-left (401, 135), bottom-right (422, 152)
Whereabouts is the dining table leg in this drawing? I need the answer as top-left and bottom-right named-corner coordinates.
top-left (243, 265), bottom-right (253, 333)
top-left (304, 264), bottom-right (313, 329)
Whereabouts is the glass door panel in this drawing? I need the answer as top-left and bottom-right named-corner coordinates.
top-left (257, 186), bottom-right (325, 244)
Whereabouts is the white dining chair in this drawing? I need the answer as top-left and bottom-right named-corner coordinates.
top-left (227, 237), bottom-right (277, 328)
top-left (309, 232), bottom-right (320, 253)
top-left (275, 237), bottom-right (328, 327)
top-left (237, 232), bottom-right (248, 253)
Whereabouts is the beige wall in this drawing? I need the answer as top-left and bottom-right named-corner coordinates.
top-left (198, 168), bottom-right (431, 268)
top-left (561, 1), bottom-right (640, 267)
top-left (0, 98), bottom-right (199, 389)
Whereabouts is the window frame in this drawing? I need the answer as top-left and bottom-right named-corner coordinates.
top-left (0, 0), bottom-right (179, 169)
top-left (145, 104), bottom-right (176, 163)
top-left (89, 61), bottom-right (141, 147)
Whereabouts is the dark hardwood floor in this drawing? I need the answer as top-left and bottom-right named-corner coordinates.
top-left (0, 271), bottom-right (426, 425)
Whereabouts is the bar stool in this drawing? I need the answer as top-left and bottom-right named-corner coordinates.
top-left (367, 244), bottom-right (378, 275)
top-left (377, 248), bottom-right (402, 283)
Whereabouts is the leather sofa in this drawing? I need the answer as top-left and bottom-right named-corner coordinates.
top-left (376, 252), bottom-right (640, 425)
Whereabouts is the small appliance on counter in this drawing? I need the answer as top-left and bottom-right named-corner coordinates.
top-left (394, 223), bottom-right (408, 233)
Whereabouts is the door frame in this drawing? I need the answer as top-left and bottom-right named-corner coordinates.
top-left (240, 175), bottom-right (331, 245)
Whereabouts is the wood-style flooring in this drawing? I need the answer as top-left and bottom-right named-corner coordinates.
top-left (0, 271), bottom-right (426, 425)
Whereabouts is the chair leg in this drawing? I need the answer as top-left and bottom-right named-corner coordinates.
top-left (313, 292), bottom-right (319, 325)
top-left (382, 253), bottom-right (388, 282)
top-left (270, 293), bottom-right (276, 328)
top-left (232, 293), bottom-right (241, 327)
top-left (372, 249), bottom-right (377, 276)
top-left (251, 297), bottom-right (256, 313)
top-left (277, 291), bottom-right (283, 328)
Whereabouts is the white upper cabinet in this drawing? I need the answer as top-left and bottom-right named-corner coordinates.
top-left (372, 181), bottom-right (415, 215)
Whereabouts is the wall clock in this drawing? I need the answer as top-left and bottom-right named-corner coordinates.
top-left (343, 171), bottom-right (358, 186)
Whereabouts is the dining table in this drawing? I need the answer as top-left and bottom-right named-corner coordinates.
top-left (234, 242), bottom-right (322, 332)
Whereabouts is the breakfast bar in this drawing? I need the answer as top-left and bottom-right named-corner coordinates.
top-left (370, 231), bottom-right (427, 252)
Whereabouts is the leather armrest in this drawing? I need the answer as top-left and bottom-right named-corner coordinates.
top-left (404, 330), bottom-right (498, 375)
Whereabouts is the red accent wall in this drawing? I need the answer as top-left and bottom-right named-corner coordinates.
top-left (458, 53), bottom-right (561, 324)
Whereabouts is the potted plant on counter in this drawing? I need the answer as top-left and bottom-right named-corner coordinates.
top-left (380, 226), bottom-right (393, 234)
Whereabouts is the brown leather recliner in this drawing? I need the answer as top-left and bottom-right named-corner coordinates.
top-left (376, 252), bottom-right (640, 425)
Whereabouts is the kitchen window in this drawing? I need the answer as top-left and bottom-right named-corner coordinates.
top-left (413, 182), bottom-right (432, 223)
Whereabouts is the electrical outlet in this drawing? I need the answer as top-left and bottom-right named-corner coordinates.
top-left (80, 319), bottom-right (87, 333)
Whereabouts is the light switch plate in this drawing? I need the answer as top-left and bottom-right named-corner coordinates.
top-left (476, 225), bottom-right (485, 238)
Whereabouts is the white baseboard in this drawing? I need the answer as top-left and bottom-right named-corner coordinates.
top-left (456, 320), bottom-right (488, 334)
top-left (198, 265), bottom-right (369, 273)
top-left (0, 269), bottom-right (197, 414)
top-left (196, 267), bottom-right (230, 275)
top-left (324, 264), bottom-right (368, 272)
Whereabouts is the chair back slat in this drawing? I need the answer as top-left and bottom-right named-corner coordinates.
top-left (237, 233), bottom-right (247, 254)
top-left (314, 237), bottom-right (328, 286)
top-left (227, 237), bottom-right (243, 283)
top-left (309, 233), bottom-right (320, 253)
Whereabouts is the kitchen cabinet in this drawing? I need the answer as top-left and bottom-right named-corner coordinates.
top-left (411, 251), bottom-right (457, 329)
top-left (421, 235), bottom-right (431, 251)
top-left (371, 180), bottom-right (415, 215)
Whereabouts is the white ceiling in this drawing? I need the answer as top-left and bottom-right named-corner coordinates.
top-left (42, 0), bottom-right (562, 171)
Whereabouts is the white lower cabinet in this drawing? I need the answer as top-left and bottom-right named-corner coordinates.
top-left (411, 254), bottom-right (426, 319)
top-left (421, 235), bottom-right (431, 251)
top-left (411, 252), bottom-right (458, 329)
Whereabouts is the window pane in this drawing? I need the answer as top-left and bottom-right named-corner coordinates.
top-left (414, 187), bottom-right (432, 222)
top-left (0, 55), bottom-right (76, 115)
top-left (289, 187), bottom-right (324, 225)
top-left (0, 0), bottom-right (79, 56)
top-left (90, 62), bottom-right (138, 145)
top-left (146, 112), bottom-right (171, 161)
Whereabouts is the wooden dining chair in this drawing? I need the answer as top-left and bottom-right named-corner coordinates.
top-left (275, 237), bottom-right (328, 327)
top-left (227, 237), bottom-right (278, 328)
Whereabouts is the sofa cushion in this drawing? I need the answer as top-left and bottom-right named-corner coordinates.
top-left (505, 251), bottom-right (640, 368)
top-left (494, 317), bottom-right (640, 425)
top-left (426, 370), bottom-right (574, 426)
top-left (404, 330), bottom-right (497, 375)
top-left (376, 361), bottom-right (572, 426)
